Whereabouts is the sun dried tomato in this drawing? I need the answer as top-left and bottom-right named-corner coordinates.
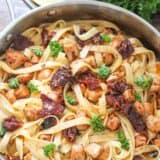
top-left (76, 33), bottom-right (102, 47)
top-left (78, 72), bottom-right (100, 90)
top-left (6, 155), bottom-right (20, 160)
top-left (12, 34), bottom-right (33, 50)
top-left (3, 116), bottom-right (22, 131)
top-left (107, 81), bottom-right (132, 94)
top-left (62, 127), bottom-right (78, 142)
top-left (133, 155), bottom-right (144, 160)
top-left (118, 39), bottom-right (134, 58)
top-left (50, 67), bottom-right (74, 89)
top-left (41, 28), bottom-right (56, 47)
top-left (41, 117), bottom-right (57, 129)
top-left (40, 94), bottom-right (64, 118)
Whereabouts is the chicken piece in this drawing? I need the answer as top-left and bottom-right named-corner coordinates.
top-left (150, 77), bottom-right (160, 93)
top-left (98, 146), bottom-right (110, 160)
top-left (5, 89), bottom-right (16, 103)
top-left (6, 49), bottom-right (28, 69)
top-left (30, 54), bottom-right (39, 64)
top-left (70, 144), bottom-right (85, 160)
top-left (14, 84), bottom-right (30, 99)
top-left (134, 102), bottom-right (144, 115)
top-left (85, 143), bottom-right (102, 159)
top-left (24, 153), bottom-right (31, 160)
top-left (37, 69), bottom-right (52, 80)
top-left (84, 88), bottom-right (102, 102)
top-left (24, 61), bottom-right (32, 67)
top-left (123, 89), bottom-right (135, 102)
top-left (135, 133), bottom-right (147, 147)
top-left (110, 35), bottom-right (124, 48)
top-left (153, 138), bottom-right (160, 147)
top-left (18, 73), bottom-right (33, 84)
top-left (24, 107), bottom-right (40, 121)
top-left (143, 102), bottom-right (154, 116)
top-left (64, 42), bottom-right (79, 61)
top-left (105, 113), bottom-right (120, 131)
top-left (102, 53), bottom-right (114, 66)
top-left (147, 115), bottom-right (160, 133)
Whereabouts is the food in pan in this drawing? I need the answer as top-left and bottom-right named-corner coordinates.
top-left (0, 20), bottom-right (160, 160)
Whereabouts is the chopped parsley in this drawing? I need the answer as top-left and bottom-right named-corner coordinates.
top-left (90, 115), bottom-right (105, 132)
top-left (0, 123), bottom-right (6, 137)
top-left (98, 64), bottom-right (111, 79)
top-left (33, 48), bottom-right (43, 56)
top-left (101, 34), bottom-right (112, 42)
top-left (117, 130), bottom-right (129, 150)
top-left (8, 78), bottom-right (19, 89)
top-left (134, 92), bottom-right (142, 102)
top-left (135, 76), bottom-right (153, 89)
top-left (49, 40), bottom-right (63, 58)
top-left (27, 80), bottom-right (39, 93)
top-left (65, 94), bottom-right (77, 105)
top-left (43, 143), bottom-right (56, 157)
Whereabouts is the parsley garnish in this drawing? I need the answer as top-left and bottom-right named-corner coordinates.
top-left (101, 34), bottom-right (112, 42)
top-left (33, 49), bottom-right (43, 56)
top-left (43, 143), bottom-right (56, 157)
top-left (27, 80), bottom-right (39, 93)
top-left (98, 64), bottom-right (111, 79)
top-left (8, 78), bottom-right (19, 89)
top-left (65, 94), bottom-right (77, 105)
top-left (98, 0), bottom-right (160, 21)
top-left (0, 123), bottom-right (6, 137)
top-left (134, 92), bottom-right (142, 102)
top-left (117, 130), bottom-right (129, 150)
top-left (90, 115), bottom-right (105, 132)
top-left (49, 41), bottom-right (63, 58)
top-left (135, 76), bottom-right (153, 89)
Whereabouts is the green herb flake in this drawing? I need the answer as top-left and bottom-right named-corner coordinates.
top-left (43, 143), bottom-right (56, 157)
top-left (117, 130), bottom-right (129, 150)
top-left (98, 0), bottom-right (160, 21)
top-left (101, 34), bottom-right (112, 42)
top-left (8, 78), bottom-right (19, 89)
top-left (134, 92), bottom-right (142, 102)
top-left (135, 76), bottom-right (153, 89)
top-left (27, 81), bottom-right (39, 93)
top-left (65, 94), bottom-right (77, 105)
top-left (98, 64), bottom-right (111, 79)
top-left (0, 123), bottom-right (6, 137)
top-left (90, 115), bottom-right (105, 132)
top-left (33, 49), bottom-right (43, 56)
top-left (49, 41), bottom-right (63, 58)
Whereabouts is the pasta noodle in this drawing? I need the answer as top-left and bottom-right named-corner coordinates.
top-left (0, 20), bottom-right (160, 160)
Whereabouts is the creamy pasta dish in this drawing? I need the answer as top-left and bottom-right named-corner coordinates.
top-left (0, 20), bottom-right (160, 160)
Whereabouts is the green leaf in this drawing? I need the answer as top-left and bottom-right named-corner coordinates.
top-left (134, 92), bottom-right (142, 102)
top-left (90, 115), bottom-right (105, 132)
top-left (8, 78), bottom-right (19, 89)
top-left (98, 64), bottom-right (111, 79)
top-left (0, 123), bottom-right (6, 137)
top-left (97, 0), bottom-right (160, 21)
top-left (117, 130), bottom-right (129, 150)
top-left (49, 41), bottom-right (63, 58)
top-left (135, 76), bottom-right (153, 89)
top-left (101, 34), bottom-right (112, 42)
top-left (65, 94), bottom-right (77, 105)
top-left (27, 80), bottom-right (39, 93)
top-left (43, 143), bottom-right (56, 157)
top-left (33, 49), bottom-right (43, 56)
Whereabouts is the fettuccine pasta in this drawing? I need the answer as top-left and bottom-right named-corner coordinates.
top-left (0, 20), bottom-right (160, 160)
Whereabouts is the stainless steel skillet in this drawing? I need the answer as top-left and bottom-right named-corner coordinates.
top-left (0, 0), bottom-right (160, 55)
